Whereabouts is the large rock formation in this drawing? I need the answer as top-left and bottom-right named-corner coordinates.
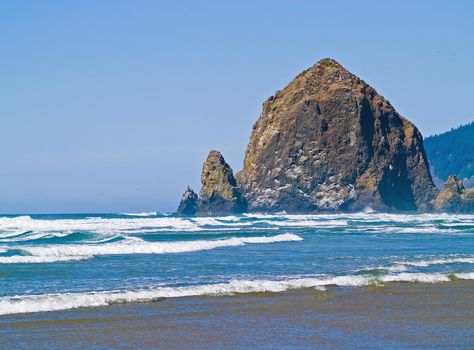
top-left (236, 58), bottom-right (438, 212)
top-left (176, 58), bottom-right (474, 214)
top-left (193, 150), bottom-right (247, 215)
top-left (433, 176), bottom-right (474, 213)
top-left (176, 186), bottom-right (199, 215)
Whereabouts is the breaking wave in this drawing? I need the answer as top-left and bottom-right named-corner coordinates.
top-left (360, 255), bottom-right (474, 275)
top-left (379, 272), bottom-right (451, 283)
top-left (0, 255), bottom-right (92, 264)
top-left (1, 272), bottom-right (472, 315)
top-left (395, 257), bottom-right (474, 267)
top-left (120, 212), bottom-right (157, 217)
top-left (0, 216), bottom-right (201, 238)
top-left (1, 213), bottom-right (474, 243)
top-left (0, 233), bottom-right (302, 263)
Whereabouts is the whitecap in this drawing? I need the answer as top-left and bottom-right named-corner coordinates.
top-left (0, 255), bottom-right (92, 264)
top-left (1, 213), bottom-right (473, 239)
top-left (191, 217), bottom-right (252, 227)
top-left (0, 274), bottom-right (368, 315)
top-left (360, 264), bottom-right (408, 273)
top-left (0, 216), bottom-right (201, 237)
top-left (380, 272), bottom-right (451, 283)
top-left (454, 272), bottom-right (474, 280)
top-left (1, 271), bottom-right (471, 315)
top-left (120, 212), bottom-right (157, 217)
top-left (395, 257), bottom-right (474, 267)
top-left (261, 219), bottom-right (348, 227)
top-left (2, 233), bottom-right (302, 262)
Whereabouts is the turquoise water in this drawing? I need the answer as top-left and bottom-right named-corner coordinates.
top-left (0, 212), bottom-right (473, 315)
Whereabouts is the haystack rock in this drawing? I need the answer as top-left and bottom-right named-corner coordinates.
top-left (433, 175), bottom-right (474, 213)
top-left (176, 186), bottom-right (199, 215)
top-left (196, 150), bottom-right (247, 215)
top-left (236, 58), bottom-right (438, 212)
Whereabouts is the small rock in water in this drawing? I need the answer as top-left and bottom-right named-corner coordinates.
top-left (176, 186), bottom-right (199, 215)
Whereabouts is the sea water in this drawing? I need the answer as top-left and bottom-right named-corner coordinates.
top-left (0, 212), bottom-right (473, 315)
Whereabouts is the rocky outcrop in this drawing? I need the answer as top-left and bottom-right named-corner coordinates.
top-left (176, 186), bottom-right (199, 215)
top-left (195, 150), bottom-right (247, 215)
top-left (433, 176), bottom-right (474, 213)
top-left (176, 58), bottom-right (474, 214)
top-left (236, 58), bottom-right (438, 212)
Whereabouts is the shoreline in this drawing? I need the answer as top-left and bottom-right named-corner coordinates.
top-left (2, 280), bottom-right (473, 349)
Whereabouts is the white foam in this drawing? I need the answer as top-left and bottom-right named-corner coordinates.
top-left (1, 212), bottom-right (474, 240)
top-left (262, 219), bottom-right (348, 227)
top-left (0, 231), bottom-right (72, 243)
top-left (380, 272), bottom-right (451, 283)
top-left (3, 270), bottom-right (470, 315)
top-left (0, 275), bottom-right (369, 315)
top-left (198, 215), bottom-right (241, 222)
top-left (396, 257), bottom-right (474, 267)
top-left (0, 216), bottom-right (32, 221)
top-left (454, 272), bottom-right (474, 280)
top-left (0, 216), bottom-right (201, 237)
top-left (2, 234), bottom-right (302, 262)
top-left (191, 217), bottom-right (252, 227)
top-left (120, 212), bottom-right (157, 217)
top-left (0, 255), bottom-right (91, 264)
top-left (361, 264), bottom-right (408, 273)
top-left (384, 264), bottom-right (408, 272)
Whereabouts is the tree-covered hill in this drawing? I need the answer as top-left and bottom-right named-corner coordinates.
top-left (424, 121), bottom-right (474, 187)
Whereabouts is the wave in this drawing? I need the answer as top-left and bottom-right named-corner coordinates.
top-left (0, 231), bottom-right (73, 242)
top-left (395, 257), bottom-right (474, 267)
top-left (0, 216), bottom-right (202, 238)
top-left (1, 272), bottom-right (472, 315)
top-left (191, 217), bottom-right (253, 227)
top-left (262, 219), bottom-right (348, 227)
top-left (0, 255), bottom-right (91, 264)
top-left (361, 256), bottom-right (474, 274)
top-left (0, 276), bottom-right (370, 315)
top-left (454, 272), bottom-right (474, 279)
top-left (360, 264), bottom-right (408, 273)
top-left (0, 215), bottom-right (33, 221)
top-left (1, 234), bottom-right (302, 263)
top-left (120, 212), bottom-right (157, 217)
top-left (244, 212), bottom-right (474, 222)
top-left (379, 272), bottom-right (451, 283)
top-left (1, 213), bottom-right (474, 241)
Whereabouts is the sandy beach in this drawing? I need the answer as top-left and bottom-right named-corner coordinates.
top-left (2, 280), bottom-right (473, 349)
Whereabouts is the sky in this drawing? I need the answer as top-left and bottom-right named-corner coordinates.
top-left (1, 0), bottom-right (473, 214)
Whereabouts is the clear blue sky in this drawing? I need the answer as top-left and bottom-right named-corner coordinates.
top-left (1, 0), bottom-right (473, 213)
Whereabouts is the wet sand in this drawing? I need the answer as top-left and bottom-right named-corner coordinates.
top-left (1, 281), bottom-right (473, 349)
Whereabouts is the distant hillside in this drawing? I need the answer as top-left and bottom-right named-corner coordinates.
top-left (424, 121), bottom-right (474, 188)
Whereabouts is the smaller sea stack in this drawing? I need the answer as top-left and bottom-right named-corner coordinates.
top-left (196, 150), bottom-right (247, 215)
top-left (176, 151), bottom-right (247, 215)
top-left (176, 186), bottom-right (199, 215)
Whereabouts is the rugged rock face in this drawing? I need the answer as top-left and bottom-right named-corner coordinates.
top-left (433, 176), bottom-right (474, 213)
top-left (196, 150), bottom-right (247, 215)
top-left (176, 186), bottom-right (199, 215)
top-left (236, 58), bottom-right (438, 212)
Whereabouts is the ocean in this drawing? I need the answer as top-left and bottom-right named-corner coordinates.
top-left (1, 212), bottom-right (473, 348)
